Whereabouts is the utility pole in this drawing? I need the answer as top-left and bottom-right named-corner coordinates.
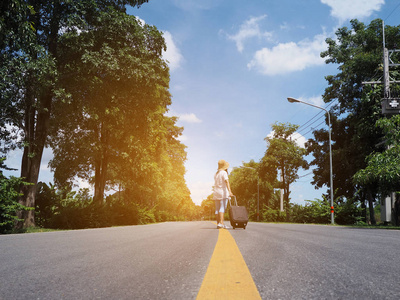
top-left (363, 21), bottom-right (400, 114)
top-left (280, 171), bottom-right (284, 212)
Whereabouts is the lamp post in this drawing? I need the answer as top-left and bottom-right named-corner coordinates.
top-left (287, 97), bottom-right (334, 225)
top-left (241, 166), bottom-right (260, 221)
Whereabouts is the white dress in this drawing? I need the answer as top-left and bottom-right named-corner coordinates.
top-left (213, 170), bottom-right (229, 200)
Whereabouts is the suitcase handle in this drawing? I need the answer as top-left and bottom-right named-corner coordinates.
top-left (229, 195), bottom-right (238, 206)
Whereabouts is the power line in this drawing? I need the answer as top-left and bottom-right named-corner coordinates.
top-left (385, 1), bottom-right (400, 22)
top-left (297, 114), bottom-right (324, 135)
top-left (297, 99), bottom-right (336, 131)
top-left (292, 119), bottom-right (327, 143)
top-left (297, 110), bottom-right (324, 131)
top-left (292, 99), bottom-right (338, 142)
top-left (298, 171), bottom-right (313, 178)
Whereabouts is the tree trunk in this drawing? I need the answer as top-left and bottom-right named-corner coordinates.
top-left (282, 166), bottom-right (290, 222)
top-left (361, 201), bottom-right (366, 223)
top-left (17, 90), bottom-right (51, 229)
top-left (367, 190), bottom-right (376, 225)
top-left (17, 3), bottom-right (58, 229)
top-left (284, 184), bottom-right (290, 222)
top-left (94, 157), bottom-right (108, 204)
top-left (93, 124), bottom-right (108, 204)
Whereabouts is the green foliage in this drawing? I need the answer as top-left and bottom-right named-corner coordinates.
top-left (0, 176), bottom-right (25, 233)
top-left (291, 199), bottom-right (331, 224)
top-left (137, 206), bottom-right (156, 224)
top-left (35, 182), bottom-right (61, 228)
top-left (0, 158), bottom-right (33, 233)
top-left (354, 115), bottom-right (400, 194)
top-left (31, 181), bottom-right (198, 231)
top-left (261, 206), bottom-right (286, 222)
top-left (288, 196), bottom-right (361, 225)
top-left (309, 19), bottom-right (400, 201)
top-left (334, 197), bottom-right (362, 225)
top-left (229, 160), bottom-right (273, 220)
top-left (260, 122), bottom-right (308, 217)
top-left (0, 0), bottom-right (169, 229)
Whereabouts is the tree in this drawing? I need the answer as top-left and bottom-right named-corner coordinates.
top-left (308, 19), bottom-right (400, 224)
top-left (0, 0), bottom-right (151, 228)
top-left (354, 115), bottom-right (400, 194)
top-left (259, 122), bottom-right (308, 219)
top-left (48, 8), bottom-right (171, 205)
top-left (229, 160), bottom-right (273, 220)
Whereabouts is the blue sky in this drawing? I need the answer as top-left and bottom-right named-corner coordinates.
top-left (128, 0), bottom-right (400, 205)
top-left (4, 0), bottom-right (400, 206)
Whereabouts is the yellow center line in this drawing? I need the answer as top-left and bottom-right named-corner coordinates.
top-left (196, 223), bottom-right (261, 300)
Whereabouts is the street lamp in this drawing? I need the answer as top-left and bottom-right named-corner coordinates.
top-left (287, 97), bottom-right (335, 225)
top-left (241, 166), bottom-right (260, 222)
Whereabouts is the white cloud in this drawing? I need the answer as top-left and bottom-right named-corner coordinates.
top-left (177, 134), bottom-right (188, 142)
top-left (165, 110), bottom-right (202, 124)
top-left (266, 130), bottom-right (274, 140)
top-left (227, 15), bottom-right (273, 53)
top-left (291, 132), bottom-right (307, 149)
top-left (247, 33), bottom-right (327, 75)
top-left (321, 0), bottom-right (385, 23)
top-left (178, 113), bottom-right (202, 123)
top-left (136, 16), bottom-right (146, 26)
top-left (132, 19), bottom-right (183, 71)
top-left (162, 31), bottom-right (184, 71)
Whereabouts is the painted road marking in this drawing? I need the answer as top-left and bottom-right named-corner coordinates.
top-left (196, 225), bottom-right (261, 299)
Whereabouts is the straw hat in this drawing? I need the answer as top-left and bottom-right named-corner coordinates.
top-left (218, 159), bottom-right (229, 171)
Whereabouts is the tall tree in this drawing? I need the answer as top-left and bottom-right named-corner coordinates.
top-left (308, 19), bottom-right (400, 222)
top-left (0, 0), bottom-right (150, 228)
top-left (48, 8), bottom-right (170, 204)
top-left (259, 122), bottom-right (308, 218)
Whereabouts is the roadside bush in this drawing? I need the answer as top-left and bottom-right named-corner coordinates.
top-left (155, 210), bottom-right (173, 222)
top-left (137, 206), bottom-right (156, 224)
top-left (334, 197), bottom-right (361, 225)
top-left (290, 198), bottom-right (330, 224)
top-left (48, 190), bottom-right (93, 229)
top-left (0, 175), bottom-right (32, 234)
top-left (262, 206), bottom-right (286, 222)
top-left (35, 182), bottom-right (61, 228)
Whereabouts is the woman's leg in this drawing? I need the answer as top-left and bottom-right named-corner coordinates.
top-left (215, 201), bottom-right (221, 225)
top-left (219, 211), bottom-right (224, 224)
top-left (219, 199), bottom-right (228, 225)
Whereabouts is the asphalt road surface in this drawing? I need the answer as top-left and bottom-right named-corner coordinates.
top-left (1, 222), bottom-right (400, 299)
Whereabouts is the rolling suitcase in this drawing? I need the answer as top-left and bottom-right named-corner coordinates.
top-left (229, 196), bottom-right (248, 229)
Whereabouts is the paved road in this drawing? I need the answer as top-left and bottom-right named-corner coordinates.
top-left (1, 222), bottom-right (400, 299)
top-left (235, 223), bottom-right (400, 299)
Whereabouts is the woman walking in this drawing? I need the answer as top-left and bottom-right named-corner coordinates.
top-left (213, 159), bottom-right (234, 229)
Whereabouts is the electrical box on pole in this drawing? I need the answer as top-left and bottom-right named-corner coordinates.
top-left (381, 98), bottom-right (400, 114)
